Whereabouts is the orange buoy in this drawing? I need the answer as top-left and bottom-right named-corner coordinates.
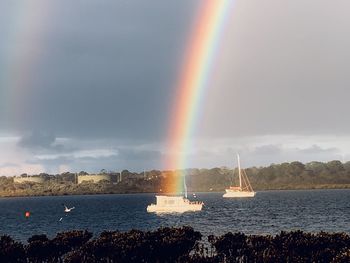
top-left (25, 211), bottom-right (30, 218)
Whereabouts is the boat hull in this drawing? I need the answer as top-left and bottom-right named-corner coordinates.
top-left (223, 190), bottom-right (256, 198)
top-left (147, 203), bottom-right (203, 213)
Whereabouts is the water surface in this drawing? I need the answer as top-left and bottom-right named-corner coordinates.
top-left (1, 189), bottom-right (349, 241)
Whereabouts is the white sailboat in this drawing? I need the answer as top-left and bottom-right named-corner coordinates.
top-left (147, 175), bottom-right (203, 213)
top-left (223, 154), bottom-right (256, 198)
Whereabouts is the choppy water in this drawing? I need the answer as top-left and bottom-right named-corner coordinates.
top-left (1, 189), bottom-right (350, 241)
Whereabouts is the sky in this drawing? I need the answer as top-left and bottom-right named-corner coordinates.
top-left (0, 0), bottom-right (350, 175)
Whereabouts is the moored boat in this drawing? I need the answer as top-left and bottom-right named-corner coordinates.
top-left (147, 195), bottom-right (203, 213)
top-left (223, 154), bottom-right (256, 198)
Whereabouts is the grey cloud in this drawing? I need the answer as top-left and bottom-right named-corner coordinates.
top-left (18, 131), bottom-right (56, 148)
top-left (29, 146), bottom-right (162, 173)
top-left (253, 145), bottom-right (282, 155)
top-left (76, 148), bottom-right (163, 171)
top-left (17, 130), bottom-right (68, 153)
top-left (1, 0), bottom-right (350, 173)
top-left (2, 0), bottom-right (350, 140)
top-left (199, 0), bottom-right (350, 138)
top-left (117, 148), bottom-right (161, 161)
top-left (17, 131), bottom-right (87, 157)
top-left (246, 144), bottom-right (342, 167)
top-left (299, 145), bottom-right (339, 154)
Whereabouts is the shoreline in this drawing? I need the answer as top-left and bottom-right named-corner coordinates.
top-left (1, 184), bottom-right (350, 198)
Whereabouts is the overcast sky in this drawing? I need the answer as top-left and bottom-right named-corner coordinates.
top-left (0, 0), bottom-right (350, 175)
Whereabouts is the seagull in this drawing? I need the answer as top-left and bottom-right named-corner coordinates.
top-left (64, 205), bottom-right (75, 213)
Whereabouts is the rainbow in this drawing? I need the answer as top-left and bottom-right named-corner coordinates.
top-left (163, 1), bottom-right (235, 194)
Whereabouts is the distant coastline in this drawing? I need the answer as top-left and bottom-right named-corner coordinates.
top-left (1, 160), bottom-right (350, 198)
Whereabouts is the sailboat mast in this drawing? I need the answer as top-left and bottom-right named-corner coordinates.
top-left (237, 154), bottom-right (242, 189)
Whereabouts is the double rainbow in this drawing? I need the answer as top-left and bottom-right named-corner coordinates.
top-left (1, 1), bottom-right (53, 128)
top-left (164, 1), bottom-right (235, 194)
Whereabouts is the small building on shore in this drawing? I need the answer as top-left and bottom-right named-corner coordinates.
top-left (13, 176), bottom-right (46, 184)
top-left (77, 174), bottom-right (112, 184)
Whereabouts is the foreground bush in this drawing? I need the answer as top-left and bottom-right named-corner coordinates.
top-left (207, 231), bottom-right (350, 263)
top-left (65, 226), bottom-right (201, 263)
top-left (1, 228), bottom-right (350, 262)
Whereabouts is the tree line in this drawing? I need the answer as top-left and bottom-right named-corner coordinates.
top-left (1, 227), bottom-right (350, 262)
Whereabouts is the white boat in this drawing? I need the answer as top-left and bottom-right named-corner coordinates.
top-left (147, 175), bottom-right (203, 213)
top-left (223, 154), bottom-right (256, 198)
top-left (146, 195), bottom-right (203, 213)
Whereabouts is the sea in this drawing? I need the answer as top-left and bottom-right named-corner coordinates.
top-left (1, 189), bottom-right (350, 242)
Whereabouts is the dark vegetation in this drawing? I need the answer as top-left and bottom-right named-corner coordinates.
top-left (1, 160), bottom-right (350, 197)
top-left (1, 227), bottom-right (350, 262)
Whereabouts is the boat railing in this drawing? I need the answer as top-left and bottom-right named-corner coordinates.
top-left (189, 201), bottom-right (204, 205)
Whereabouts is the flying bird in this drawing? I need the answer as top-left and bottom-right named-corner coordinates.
top-left (64, 205), bottom-right (75, 213)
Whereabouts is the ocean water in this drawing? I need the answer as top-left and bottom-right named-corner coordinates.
top-left (1, 189), bottom-right (350, 241)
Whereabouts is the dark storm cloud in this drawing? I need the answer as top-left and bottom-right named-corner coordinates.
top-left (18, 130), bottom-right (56, 148)
top-left (17, 130), bottom-right (69, 152)
top-left (0, 0), bottom-right (198, 140)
